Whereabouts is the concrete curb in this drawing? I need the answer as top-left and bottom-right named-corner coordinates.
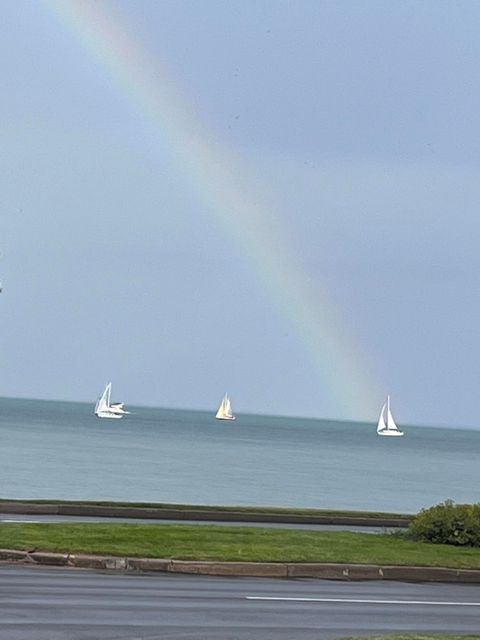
top-left (0, 549), bottom-right (479, 583)
top-left (0, 501), bottom-right (411, 528)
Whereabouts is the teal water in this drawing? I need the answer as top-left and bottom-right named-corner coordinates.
top-left (0, 397), bottom-right (478, 513)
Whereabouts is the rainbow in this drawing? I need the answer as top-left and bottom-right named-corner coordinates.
top-left (43, 0), bottom-right (378, 420)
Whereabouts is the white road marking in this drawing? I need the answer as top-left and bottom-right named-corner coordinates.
top-left (246, 596), bottom-right (480, 606)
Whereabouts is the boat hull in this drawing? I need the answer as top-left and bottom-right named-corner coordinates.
top-left (378, 430), bottom-right (404, 437)
top-left (95, 411), bottom-right (123, 419)
top-left (215, 416), bottom-right (236, 421)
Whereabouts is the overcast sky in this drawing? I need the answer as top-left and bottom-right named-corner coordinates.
top-left (2, 0), bottom-right (480, 427)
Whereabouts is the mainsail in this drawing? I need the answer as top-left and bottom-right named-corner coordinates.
top-left (376, 402), bottom-right (387, 434)
top-left (95, 382), bottom-right (112, 414)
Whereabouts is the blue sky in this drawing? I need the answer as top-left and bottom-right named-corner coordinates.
top-left (2, 0), bottom-right (480, 427)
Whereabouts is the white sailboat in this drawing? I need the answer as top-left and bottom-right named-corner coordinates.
top-left (94, 382), bottom-right (127, 419)
top-left (215, 393), bottom-right (236, 421)
top-left (377, 395), bottom-right (404, 436)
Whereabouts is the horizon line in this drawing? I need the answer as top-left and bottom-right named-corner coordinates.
top-left (0, 394), bottom-right (474, 432)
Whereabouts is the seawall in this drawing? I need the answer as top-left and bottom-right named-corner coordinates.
top-left (0, 500), bottom-right (412, 528)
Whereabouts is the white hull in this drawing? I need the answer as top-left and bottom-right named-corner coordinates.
top-left (378, 429), bottom-right (404, 437)
top-left (96, 411), bottom-right (122, 419)
top-left (215, 415), bottom-right (236, 421)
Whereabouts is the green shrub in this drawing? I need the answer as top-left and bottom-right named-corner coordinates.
top-left (408, 500), bottom-right (480, 547)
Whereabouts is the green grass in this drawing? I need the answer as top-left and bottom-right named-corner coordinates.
top-left (0, 523), bottom-right (479, 567)
top-left (0, 498), bottom-right (411, 520)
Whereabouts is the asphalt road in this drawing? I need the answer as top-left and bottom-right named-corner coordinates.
top-left (0, 565), bottom-right (479, 639)
top-left (0, 513), bottom-right (395, 533)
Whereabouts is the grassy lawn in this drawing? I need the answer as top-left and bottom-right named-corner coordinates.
top-left (0, 498), bottom-right (411, 519)
top-left (0, 523), bottom-right (479, 567)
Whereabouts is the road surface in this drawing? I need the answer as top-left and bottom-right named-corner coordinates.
top-left (0, 565), bottom-right (478, 639)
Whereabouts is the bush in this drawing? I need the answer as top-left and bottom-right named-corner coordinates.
top-left (408, 500), bottom-right (480, 547)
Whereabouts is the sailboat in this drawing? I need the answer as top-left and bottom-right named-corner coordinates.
top-left (215, 393), bottom-right (236, 421)
top-left (377, 395), bottom-right (404, 436)
top-left (94, 382), bottom-right (128, 419)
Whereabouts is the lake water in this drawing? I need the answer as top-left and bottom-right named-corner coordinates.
top-left (0, 397), bottom-right (478, 514)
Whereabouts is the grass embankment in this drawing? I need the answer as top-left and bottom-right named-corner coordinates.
top-left (1, 523), bottom-right (480, 568)
top-left (0, 498), bottom-right (410, 519)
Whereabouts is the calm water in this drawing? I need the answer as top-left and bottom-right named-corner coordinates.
top-left (0, 397), bottom-right (478, 513)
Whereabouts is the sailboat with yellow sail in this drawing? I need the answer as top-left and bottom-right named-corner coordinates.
top-left (215, 393), bottom-right (235, 421)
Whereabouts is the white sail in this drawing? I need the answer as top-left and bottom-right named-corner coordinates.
top-left (215, 394), bottom-right (235, 421)
top-left (95, 383), bottom-right (111, 414)
top-left (386, 395), bottom-right (400, 431)
top-left (387, 409), bottom-right (399, 431)
top-left (377, 395), bottom-right (404, 436)
top-left (376, 402), bottom-right (387, 434)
